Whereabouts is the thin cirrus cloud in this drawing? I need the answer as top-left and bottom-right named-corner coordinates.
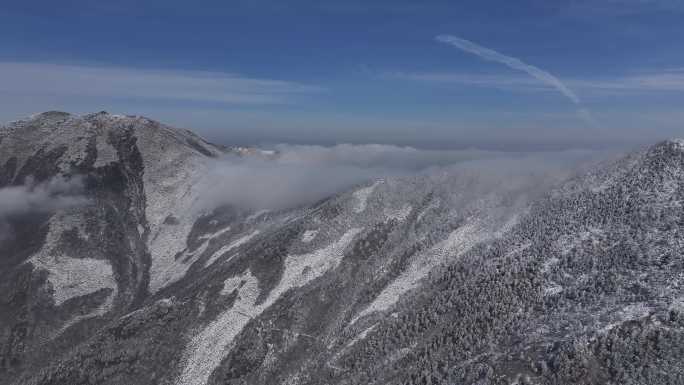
top-left (386, 70), bottom-right (684, 94)
top-left (572, 71), bottom-right (684, 93)
top-left (435, 35), bottom-right (582, 104)
top-left (0, 62), bottom-right (323, 106)
top-left (383, 71), bottom-right (551, 91)
top-left (435, 35), bottom-right (599, 128)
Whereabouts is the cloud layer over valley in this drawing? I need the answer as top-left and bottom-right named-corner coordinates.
top-left (198, 143), bottom-right (614, 211)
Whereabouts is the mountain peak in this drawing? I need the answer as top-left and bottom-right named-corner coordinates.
top-left (3, 111), bottom-right (223, 161)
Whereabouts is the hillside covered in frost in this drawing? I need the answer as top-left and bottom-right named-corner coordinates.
top-left (0, 112), bottom-right (683, 385)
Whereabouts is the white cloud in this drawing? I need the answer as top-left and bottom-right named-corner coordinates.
top-left (388, 69), bottom-right (684, 94)
top-left (196, 144), bottom-right (608, 211)
top-left (435, 35), bottom-right (601, 128)
top-left (0, 176), bottom-right (87, 243)
top-left (436, 35), bottom-right (581, 104)
top-left (572, 71), bottom-right (684, 92)
top-left (384, 71), bottom-right (551, 91)
top-left (0, 62), bottom-right (322, 106)
top-left (0, 176), bottom-right (87, 218)
top-left (387, 71), bottom-right (540, 86)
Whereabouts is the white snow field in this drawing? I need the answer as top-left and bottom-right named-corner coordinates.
top-left (178, 228), bottom-right (362, 385)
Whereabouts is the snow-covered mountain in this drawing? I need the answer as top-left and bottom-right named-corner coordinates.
top-left (1, 112), bottom-right (682, 385)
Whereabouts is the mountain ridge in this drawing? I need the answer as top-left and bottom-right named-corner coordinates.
top-left (1, 112), bottom-right (683, 385)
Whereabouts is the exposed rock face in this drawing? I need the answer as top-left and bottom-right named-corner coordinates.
top-left (1, 112), bottom-right (683, 385)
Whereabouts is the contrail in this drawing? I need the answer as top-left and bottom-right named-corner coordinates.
top-left (436, 34), bottom-right (598, 127)
top-left (436, 35), bottom-right (580, 104)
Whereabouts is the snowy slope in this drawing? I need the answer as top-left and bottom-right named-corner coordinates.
top-left (2, 112), bottom-right (683, 385)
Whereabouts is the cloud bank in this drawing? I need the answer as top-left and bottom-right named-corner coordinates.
top-left (0, 176), bottom-right (87, 242)
top-left (197, 144), bottom-right (612, 211)
top-left (0, 176), bottom-right (87, 218)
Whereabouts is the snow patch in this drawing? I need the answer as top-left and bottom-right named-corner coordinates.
top-left (144, 157), bottom-right (207, 293)
top-left (600, 303), bottom-right (653, 334)
top-left (204, 230), bottom-right (260, 267)
top-left (133, 118), bottom-right (222, 293)
top-left (29, 215), bottom-right (117, 311)
top-left (351, 223), bottom-right (484, 324)
top-left (178, 270), bottom-right (260, 385)
top-left (328, 323), bottom-right (378, 367)
top-left (55, 295), bottom-right (114, 336)
top-left (541, 256), bottom-right (560, 273)
top-left (619, 303), bottom-right (652, 320)
top-left (555, 226), bottom-right (604, 256)
top-left (352, 181), bottom-right (380, 213)
top-left (93, 134), bottom-right (119, 167)
top-left (197, 226), bottom-right (231, 241)
top-left (543, 282), bottom-right (563, 296)
top-left (268, 228), bottom-right (361, 305)
top-left (246, 210), bottom-right (270, 222)
top-left (178, 228), bottom-right (361, 385)
top-left (416, 198), bottom-right (441, 223)
top-left (220, 276), bottom-right (244, 296)
top-left (33, 255), bottom-right (116, 306)
top-left (301, 229), bottom-right (319, 243)
top-left (385, 205), bottom-right (412, 222)
top-left (1, 113), bottom-right (223, 294)
top-left (345, 324), bottom-right (377, 350)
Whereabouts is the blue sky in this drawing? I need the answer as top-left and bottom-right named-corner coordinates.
top-left (1, 0), bottom-right (683, 149)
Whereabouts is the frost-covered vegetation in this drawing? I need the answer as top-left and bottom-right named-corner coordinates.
top-left (1, 112), bottom-right (683, 385)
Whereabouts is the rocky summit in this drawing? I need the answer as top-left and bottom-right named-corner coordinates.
top-left (1, 112), bottom-right (683, 385)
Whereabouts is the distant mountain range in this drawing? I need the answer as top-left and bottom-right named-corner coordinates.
top-left (1, 112), bottom-right (683, 385)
